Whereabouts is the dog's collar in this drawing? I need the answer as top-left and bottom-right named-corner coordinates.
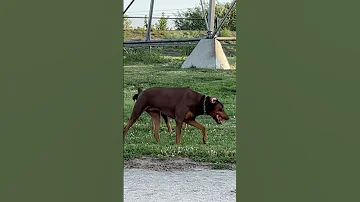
top-left (203, 95), bottom-right (207, 115)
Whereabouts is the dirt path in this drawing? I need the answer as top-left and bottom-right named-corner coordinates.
top-left (124, 157), bottom-right (236, 202)
top-left (124, 157), bottom-right (236, 171)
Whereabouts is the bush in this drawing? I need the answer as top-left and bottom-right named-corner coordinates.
top-left (220, 28), bottom-right (233, 37)
top-left (124, 47), bottom-right (172, 65)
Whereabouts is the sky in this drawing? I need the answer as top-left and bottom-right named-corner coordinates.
top-left (123, 0), bottom-right (233, 29)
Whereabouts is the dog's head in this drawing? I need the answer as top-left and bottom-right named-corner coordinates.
top-left (205, 97), bottom-right (229, 124)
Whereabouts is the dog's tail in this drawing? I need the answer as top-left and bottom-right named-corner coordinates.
top-left (132, 87), bottom-right (143, 101)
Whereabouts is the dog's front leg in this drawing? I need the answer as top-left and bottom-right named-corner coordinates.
top-left (175, 119), bottom-right (183, 145)
top-left (185, 120), bottom-right (208, 144)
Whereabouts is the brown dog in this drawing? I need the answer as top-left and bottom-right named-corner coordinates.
top-left (123, 87), bottom-right (229, 145)
top-left (132, 88), bottom-right (188, 133)
top-left (132, 89), bottom-right (173, 133)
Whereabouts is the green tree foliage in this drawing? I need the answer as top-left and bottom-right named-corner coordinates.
top-left (123, 14), bottom-right (132, 30)
top-left (174, 7), bottom-right (205, 30)
top-left (216, 2), bottom-right (236, 31)
top-left (143, 15), bottom-right (148, 29)
top-left (174, 2), bottom-right (236, 31)
top-left (156, 12), bottom-right (168, 30)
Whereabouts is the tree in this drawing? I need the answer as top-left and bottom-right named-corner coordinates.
top-left (215, 2), bottom-right (236, 31)
top-left (123, 14), bottom-right (132, 30)
top-left (174, 2), bottom-right (236, 31)
top-left (174, 7), bottom-right (206, 30)
top-left (156, 12), bottom-right (168, 31)
top-left (143, 15), bottom-right (148, 29)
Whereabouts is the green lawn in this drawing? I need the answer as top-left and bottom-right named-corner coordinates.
top-left (123, 64), bottom-right (236, 164)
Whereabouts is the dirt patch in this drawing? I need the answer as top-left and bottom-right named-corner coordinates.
top-left (124, 157), bottom-right (236, 171)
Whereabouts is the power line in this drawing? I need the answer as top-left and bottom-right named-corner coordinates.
top-left (125, 11), bottom-right (187, 16)
top-left (124, 16), bottom-right (204, 20)
top-left (124, 12), bottom-right (183, 17)
top-left (125, 8), bottom-right (192, 13)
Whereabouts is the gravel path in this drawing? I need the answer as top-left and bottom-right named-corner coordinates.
top-left (124, 158), bottom-right (236, 202)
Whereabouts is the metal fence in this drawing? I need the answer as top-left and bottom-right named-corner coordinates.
top-left (123, 1), bottom-right (236, 68)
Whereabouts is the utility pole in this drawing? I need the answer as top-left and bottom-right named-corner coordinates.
top-left (207, 0), bottom-right (216, 38)
top-left (212, 0), bottom-right (236, 38)
top-left (146, 0), bottom-right (155, 41)
top-left (146, 0), bottom-right (155, 53)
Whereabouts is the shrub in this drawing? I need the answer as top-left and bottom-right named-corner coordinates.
top-left (124, 47), bottom-right (172, 65)
top-left (220, 28), bottom-right (233, 37)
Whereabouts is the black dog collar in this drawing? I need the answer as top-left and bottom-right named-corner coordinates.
top-left (203, 95), bottom-right (207, 115)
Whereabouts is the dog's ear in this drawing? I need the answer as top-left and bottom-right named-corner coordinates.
top-left (210, 97), bottom-right (218, 104)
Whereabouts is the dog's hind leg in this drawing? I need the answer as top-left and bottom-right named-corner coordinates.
top-left (161, 113), bottom-right (172, 133)
top-left (151, 119), bottom-right (155, 133)
top-left (174, 108), bottom-right (188, 145)
top-left (149, 111), bottom-right (161, 143)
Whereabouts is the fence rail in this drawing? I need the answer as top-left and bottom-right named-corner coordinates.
top-left (124, 16), bottom-right (204, 20)
top-left (123, 43), bottom-right (236, 47)
top-left (124, 37), bottom-right (235, 45)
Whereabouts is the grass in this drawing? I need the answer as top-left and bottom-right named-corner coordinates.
top-left (124, 47), bottom-right (236, 68)
top-left (124, 29), bottom-right (236, 41)
top-left (123, 62), bottom-right (236, 164)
